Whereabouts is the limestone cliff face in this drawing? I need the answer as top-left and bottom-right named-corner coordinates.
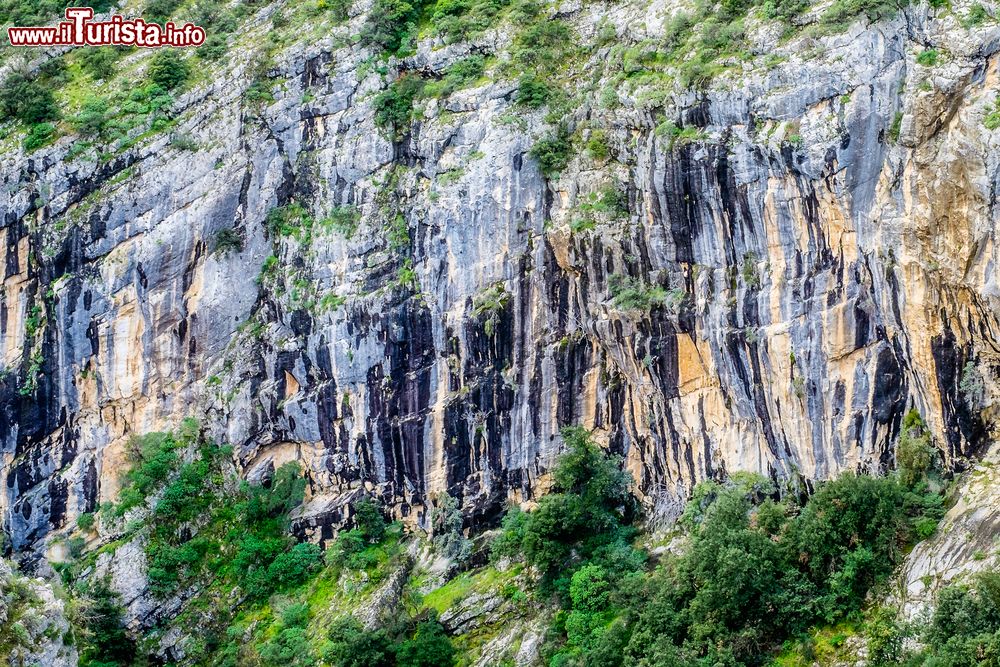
top-left (2, 0), bottom-right (999, 561)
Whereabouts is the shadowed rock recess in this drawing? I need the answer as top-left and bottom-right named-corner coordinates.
top-left (2, 0), bottom-right (999, 568)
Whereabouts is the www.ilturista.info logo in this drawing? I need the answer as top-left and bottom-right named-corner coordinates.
top-left (7, 7), bottom-right (205, 47)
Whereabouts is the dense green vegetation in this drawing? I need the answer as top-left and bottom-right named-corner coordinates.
top-left (28, 410), bottom-right (973, 667)
top-left (488, 426), bottom-right (945, 666)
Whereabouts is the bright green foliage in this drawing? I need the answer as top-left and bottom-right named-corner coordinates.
top-left (354, 497), bottom-right (388, 542)
top-left (817, 0), bottom-right (908, 32)
top-left (24, 123), bottom-right (57, 151)
top-left (472, 283), bottom-right (510, 336)
top-left (585, 130), bottom-right (610, 160)
top-left (496, 438), bottom-right (943, 667)
top-left (104, 421), bottom-right (318, 601)
top-left (73, 98), bottom-right (111, 138)
top-left (322, 615), bottom-right (455, 667)
top-left (395, 620), bottom-right (457, 667)
top-left (916, 49), bottom-right (939, 66)
top-left (79, 47), bottom-right (121, 80)
top-left (147, 49), bottom-right (190, 90)
top-left (0, 0), bottom-right (112, 27)
top-left (495, 427), bottom-right (640, 591)
top-left (530, 127), bottom-right (574, 177)
top-left (266, 201), bottom-right (314, 238)
top-left (77, 512), bottom-right (96, 531)
top-left (424, 56), bottom-right (486, 98)
top-left (896, 410), bottom-right (936, 488)
top-left (373, 75), bottom-right (426, 139)
top-left (259, 603), bottom-right (317, 667)
top-left (865, 607), bottom-right (904, 666)
top-left (321, 205), bottom-right (362, 239)
top-left (608, 274), bottom-right (668, 311)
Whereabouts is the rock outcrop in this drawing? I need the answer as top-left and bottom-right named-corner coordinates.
top-left (0, 558), bottom-right (77, 667)
top-left (1, 0), bottom-right (999, 570)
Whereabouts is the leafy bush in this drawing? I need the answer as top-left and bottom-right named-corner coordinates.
top-left (896, 410), bottom-right (936, 488)
top-left (73, 98), bottom-right (110, 137)
top-left (147, 50), bottom-right (190, 90)
top-left (913, 571), bottom-right (1000, 664)
top-left (214, 228), bottom-right (243, 254)
top-left (324, 617), bottom-right (394, 667)
top-left (494, 424), bottom-right (945, 666)
top-left (79, 580), bottom-right (137, 667)
top-left (145, 0), bottom-right (183, 23)
top-left (77, 512), bottom-right (96, 531)
top-left (24, 122), bottom-right (57, 151)
top-left (430, 0), bottom-right (507, 41)
top-left (517, 75), bottom-right (551, 108)
top-left (321, 205), bottom-right (362, 239)
top-left (916, 49), bottom-right (939, 66)
top-left (79, 47), bottom-right (121, 79)
top-left (395, 620), bottom-right (457, 667)
top-left (0, 74), bottom-right (60, 125)
top-left (423, 55), bottom-right (486, 98)
top-left (354, 497), bottom-right (387, 542)
top-left (529, 127), bottom-right (573, 177)
top-left (494, 428), bottom-right (638, 590)
top-left (373, 75), bottom-right (425, 139)
top-left (361, 0), bottom-right (422, 53)
top-left (608, 274), bottom-right (668, 311)
top-left (323, 616), bottom-right (455, 667)
top-left (197, 34), bottom-right (228, 61)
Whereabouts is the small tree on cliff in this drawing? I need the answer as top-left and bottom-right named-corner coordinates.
top-left (896, 409), bottom-right (937, 488)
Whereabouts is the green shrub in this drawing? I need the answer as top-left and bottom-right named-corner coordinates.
top-left (516, 75), bottom-right (551, 108)
top-left (73, 97), bottom-right (110, 137)
top-left (916, 49), bottom-right (939, 66)
top-left (354, 497), bottom-right (387, 542)
top-left (266, 202), bottom-right (313, 237)
top-left (0, 74), bottom-right (60, 125)
top-left (323, 617), bottom-right (394, 667)
top-left (214, 228), bottom-right (243, 254)
top-left (394, 620), bottom-right (457, 667)
top-left (495, 427), bottom-right (638, 589)
top-left (147, 50), bottom-right (190, 90)
top-left (79, 47), bottom-right (120, 79)
top-left (373, 75), bottom-right (425, 139)
top-left (608, 274), bottom-right (667, 311)
top-left (896, 409), bottom-right (936, 488)
top-left (361, 0), bottom-right (422, 53)
top-left (145, 0), bottom-right (183, 23)
top-left (77, 512), bottom-right (96, 531)
top-left (529, 127), bottom-right (573, 177)
top-left (24, 122), bottom-right (56, 151)
top-left (321, 205), bottom-right (362, 238)
top-left (965, 2), bottom-right (989, 26)
top-left (79, 580), bottom-right (137, 667)
top-left (819, 0), bottom-right (907, 31)
top-left (585, 130), bottom-right (609, 160)
top-left (197, 35), bottom-right (228, 61)
top-left (888, 111), bottom-right (903, 143)
top-left (431, 0), bottom-right (507, 41)
top-left (424, 55), bottom-right (486, 98)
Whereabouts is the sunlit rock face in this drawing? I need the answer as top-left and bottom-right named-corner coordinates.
top-left (2, 1), bottom-right (999, 563)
